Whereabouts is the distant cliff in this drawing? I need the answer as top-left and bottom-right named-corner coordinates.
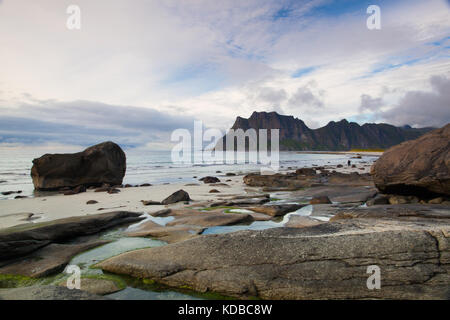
top-left (217, 111), bottom-right (433, 151)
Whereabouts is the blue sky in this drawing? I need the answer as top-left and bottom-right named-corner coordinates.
top-left (0, 0), bottom-right (449, 148)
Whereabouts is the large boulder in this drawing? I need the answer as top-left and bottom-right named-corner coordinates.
top-left (97, 217), bottom-right (450, 299)
top-left (371, 124), bottom-right (450, 197)
top-left (31, 141), bottom-right (126, 190)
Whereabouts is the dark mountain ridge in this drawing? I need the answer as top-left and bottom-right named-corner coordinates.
top-left (218, 111), bottom-right (434, 151)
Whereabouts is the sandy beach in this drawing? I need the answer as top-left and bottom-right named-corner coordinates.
top-left (0, 161), bottom-right (375, 230)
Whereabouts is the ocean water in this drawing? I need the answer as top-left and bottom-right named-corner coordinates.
top-left (0, 146), bottom-right (376, 200)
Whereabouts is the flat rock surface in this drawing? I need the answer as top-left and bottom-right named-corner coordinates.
top-left (0, 211), bottom-right (144, 260)
top-left (0, 285), bottom-right (107, 300)
top-left (0, 240), bottom-right (110, 278)
top-left (98, 218), bottom-right (450, 299)
top-left (248, 204), bottom-right (306, 216)
top-left (284, 216), bottom-right (324, 228)
top-left (126, 220), bottom-right (204, 243)
top-left (166, 212), bottom-right (253, 227)
top-left (59, 277), bottom-right (122, 296)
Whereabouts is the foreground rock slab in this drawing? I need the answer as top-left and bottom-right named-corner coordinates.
top-left (0, 285), bottom-right (107, 300)
top-left (59, 277), bottom-right (123, 295)
top-left (98, 219), bottom-right (450, 299)
top-left (0, 240), bottom-right (109, 278)
top-left (0, 211), bottom-right (144, 260)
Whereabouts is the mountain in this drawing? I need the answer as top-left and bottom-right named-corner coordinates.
top-left (217, 111), bottom-right (434, 151)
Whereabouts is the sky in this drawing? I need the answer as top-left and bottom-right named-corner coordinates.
top-left (0, 0), bottom-right (449, 149)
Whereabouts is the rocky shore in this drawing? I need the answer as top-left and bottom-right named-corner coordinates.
top-left (0, 125), bottom-right (448, 299)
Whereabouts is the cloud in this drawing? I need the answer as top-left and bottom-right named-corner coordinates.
top-left (0, 100), bottom-right (197, 147)
top-left (376, 75), bottom-right (450, 128)
top-left (0, 0), bottom-right (449, 140)
top-left (288, 83), bottom-right (324, 109)
top-left (256, 87), bottom-right (287, 105)
top-left (359, 94), bottom-right (384, 112)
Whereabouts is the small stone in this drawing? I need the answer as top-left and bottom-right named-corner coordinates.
top-left (86, 200), bottom-right (98, 205)
top-left (141, 200), bottom-right (161, 206)
top-left (209, 189), bottom-right (220, 193)
top-left (161, 190), bottom-right (191, 205)
top-left (199, 176), bottom-right (220, 184)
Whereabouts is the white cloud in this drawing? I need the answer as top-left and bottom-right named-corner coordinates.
top-left (0, 0), bottom-right (449, 145)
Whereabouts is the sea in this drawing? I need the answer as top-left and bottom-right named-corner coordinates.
top-left (0, 146), bottom-right (377, 200)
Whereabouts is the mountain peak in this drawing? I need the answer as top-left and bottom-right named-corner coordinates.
top-left (221, 111), bottom-right (433, 151)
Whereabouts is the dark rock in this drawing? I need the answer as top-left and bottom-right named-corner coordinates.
top-left (1, 191), bottom-right (22, 196)
top-left (94, 187), bottom-right (110, 192)
top-left (225, 173), bottom-right (236, 176)
top-left (295, 168), bottom-right (316, 176)
top-left (150, 209), bottom-right (172, 217)
top-left (0, 240), bottom-right (110, 278)
top-left (243, 173), bottom-right (308, 189)
top-left (310, 196), bottom-right (332, 204)
top-left (161, 189), bottom-right (191, 205)
top-left (140, 200), bottom-right (161, 206)
top-left (166, 212), bottom-right (253, 227)
top-left (371, 124), bottom-right (450, 197)
top-left (249, 204), bottom-right (307, 217)
top-left (199, 176), bottom-right (220, 184)
top-left (0, 211), bottom-right (144, 260)
top-left (31, 141), bottom-right (126, 191)
top-left (86, 200), bottom-right (98, 205)
top-left (366, 194), bottom-right (389, 206)
top-left (14, 195), bottom-right (28, 199)
top-left (64, 185), bottom-right (86, 195)
top-left (139, 183), bottom-right (152, 187)
top-left (209, 189), bottom-right (220, 193)
top-left (107, 188), bottom-right (120, 194)
top-left (210, 197), bottom-right (270, 207)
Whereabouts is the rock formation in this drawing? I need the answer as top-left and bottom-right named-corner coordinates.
top-left (371, 124), bottom-right (450, 197)
top-left (31, 141), bottom-right (126, 190)
top-left (217, 111), bottom-right (432, 151)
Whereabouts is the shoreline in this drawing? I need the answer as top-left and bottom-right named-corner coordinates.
top-left (0, 161), bottom-right (375, 230)
top-left (296, 150), bottom-right (383, 156)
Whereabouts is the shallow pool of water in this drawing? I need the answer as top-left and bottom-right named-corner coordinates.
top-left (202, 205), bottom-right (314, 235)
top-left (70, 237), bottom-right (166, 275)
